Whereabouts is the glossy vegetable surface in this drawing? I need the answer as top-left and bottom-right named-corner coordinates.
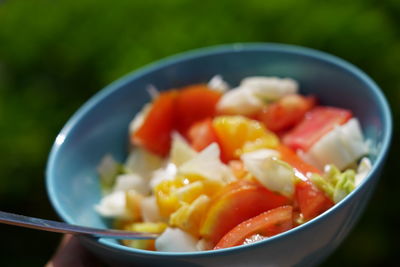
top-left (283, 107), bottom-right (352, 151)
top-left (214, 205), bottom-right (293, 249)
top-left (200, 180), bottom-right (290, 244)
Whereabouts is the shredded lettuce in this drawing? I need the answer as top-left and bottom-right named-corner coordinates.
top-left (310, 164), bottom-right (357, 203)
top-left (309, 173), bottom-right (335, 199)
top-left (333, 169), bottom-right (356, 203)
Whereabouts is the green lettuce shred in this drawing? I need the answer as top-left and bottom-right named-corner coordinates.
top-left (309, 173), bottom-right (335, 199)
top-left (310, 164), bottom-right (356, 204)
top-left (333, 169), bottom-right (356, 203)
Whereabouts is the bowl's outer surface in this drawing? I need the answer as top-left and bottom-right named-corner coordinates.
top-left (46, 43), bottom-right (392, 267)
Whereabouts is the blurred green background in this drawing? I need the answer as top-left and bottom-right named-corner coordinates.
top-left (0, 0), bottom-right (399, 266)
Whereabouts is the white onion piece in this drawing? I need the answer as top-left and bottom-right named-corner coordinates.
top-left (355, 157), bottom-right (372, 186)
top-left (301, 118), bottom-right (368, 171)
top-left (155, 228), bottom-right (198, 252)
top-left (95, 191), bottom-right (127, 218)
top-left (241, 149), bottom-right (295, 197)
top-left (113, 173), bottom-right (149, 195)
top-left (217, 87), bottom-right (264, 116)
top-left (208, 75), bottom-right (229, 92)
top-left (179, 143), bottom-right (236, 184)
top-left (170, 132), bottom-right (197, 166)
top-left (240, 76), bottom-right (298, 101)
top-left (140, 196), bottom-right (162, 223)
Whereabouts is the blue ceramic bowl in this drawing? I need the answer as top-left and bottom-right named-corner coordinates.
top-left (46, 43), bottom-right (392, 267)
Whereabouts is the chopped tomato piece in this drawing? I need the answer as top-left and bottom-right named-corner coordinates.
top-left (295, 180), bottom-right (334, 220)
top-left (200, 180), bottom-right (290, 245)
top-left (132, 91), bottom-right (178, 156)
top-left (277, 145), bottom-right (321, 175)
top-left (283, 106), bottom-right (352, 151)
top-left (256, 95), bottom-right (316, 132)
top-left (214, 206), bottom-right (293, 249)
top-left (132, 85), bottom-right (221, 156)
top-left (175, 84), bottom-right (222, 136)
top-left (187, 118), bottom-right (218, 152)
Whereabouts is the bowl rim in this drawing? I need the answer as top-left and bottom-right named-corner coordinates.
top-left (46, 42), bottom-right (392, 257)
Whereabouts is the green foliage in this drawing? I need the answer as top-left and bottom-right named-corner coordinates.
top-left (0, 0), bottom-right (399, 266)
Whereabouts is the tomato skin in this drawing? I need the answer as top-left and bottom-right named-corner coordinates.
top-left (277, 145), bottom-right (321, 175)
top-left (132, 85), bottom-right (221, 156)
top-left (295, 180), bottom-right (334, 220)
top-left (257, 95), bottom-right (316, 132)
top-left (283, 106), bottom-right (352, 151)
top-left (200, 180), bottom-right (290, 245)
top-left (187, 118), bottom-right (218, 152)
top-left (214, 206), bottom-right (293, 249)
top-left (175, 84), bottom-right (222, 136)
top-left (132, 91), bottom-right (178, 156)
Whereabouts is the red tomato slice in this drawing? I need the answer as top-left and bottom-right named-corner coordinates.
top-left (187, 118), bottom-right (218, 152)
top-left (277, 145), bottom-right (321, 175)
top-left (132, 91), bottom-right (178, 156)
top-left (256, 95), bottom-right (316, 132)
top-left (214, 206), bottom-right (293, 249)
top-left (295, 180), bottom-right (334, 220)
top-left (175, 84), bottom-right (222, 136)
top-left (283, 106), bottom-right (352, 151)
top-left (200, 180), bottom-right (290, 245)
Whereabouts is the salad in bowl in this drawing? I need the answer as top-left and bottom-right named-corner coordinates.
top-left (94, 75), bottom-right (371, 252)
top-left (46, 44), bottom-right (391, 266)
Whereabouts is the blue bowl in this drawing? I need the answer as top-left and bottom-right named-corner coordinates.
top-left (46, 43), bottom-right (392, 266)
